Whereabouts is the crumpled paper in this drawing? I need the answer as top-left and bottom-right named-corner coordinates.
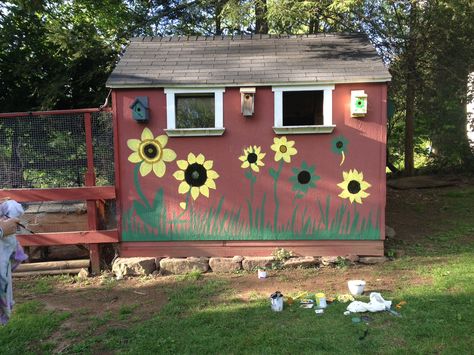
top-left (347, 292), bottom-right (392, 313)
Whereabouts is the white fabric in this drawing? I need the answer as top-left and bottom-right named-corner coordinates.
top-left (346, 292), bottom-right (392, 313)
top-left (0, 200), bottom-right (24, 218)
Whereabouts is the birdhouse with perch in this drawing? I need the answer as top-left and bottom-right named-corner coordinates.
top-left (130, 96), bottom-right (149, 122)
top-left (351, 90), bottom-right (368, 117)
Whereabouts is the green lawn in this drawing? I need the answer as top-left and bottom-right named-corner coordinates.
top-left (1, 184), bottom-right (473, 354)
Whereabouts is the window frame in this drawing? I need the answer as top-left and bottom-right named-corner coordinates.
top-left (272, 85), bottom-right (336, 134)
top-left (164, 88), bottom-right (225, 137)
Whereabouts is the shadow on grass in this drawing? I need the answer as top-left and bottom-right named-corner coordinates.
top-left (61, 276), bottom-right (474, 355)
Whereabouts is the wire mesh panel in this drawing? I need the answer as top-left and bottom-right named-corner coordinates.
top-left (0, 110), bottom-right (114, 188)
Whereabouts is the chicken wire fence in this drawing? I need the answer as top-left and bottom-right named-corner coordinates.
top-left (0, 111), bottom-right (114, 189)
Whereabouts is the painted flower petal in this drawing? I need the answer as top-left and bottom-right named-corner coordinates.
top-left (196, 153), bottom-right (205, 165)
top-left (199, 185), bottom-right (209, 197)
top-left (179, 202), bottom-right (187, 210)
top-left (283, 154), bottom-right (291, 163)
top-left (153, 160), bottom-right (166, 178)
top-left (128, 152), bottom-right (142, 163)
top-left (127, 139), bottom-right (140, 152)
top-left (173, 170), bottom-right (185, 181)
top-left (178, 181), bottom-right (190, 194)
top-left (177, 160), bottom-right (188, 170)
top-left (207, 170), bottom-right (219, 179)
top-left (288, 147), bottom-right (297, 156)
top-left (206, 178), bottom-right (216, 189)
top-left (286, 140), bottom-right (295, 148)
top-left (360, 181), bottom-right (371, 190)
top-left (140, 162), bottom-right (152, 176)
top-left (256, 159), bottom-right (264, 166)
top-left (162, 148), bottom-right (177, 162)
top-left (157, 134), bottom-right (168, 148)
top-left (204, 160), bottom-right (213, 170)
top-left (251, 164), bottom-right (259, 172)
top-left (187, 152), bottom-right (196, 164)
top-left (141, 127), bottom-right (153, 141)
top-left (339, 190), bottom-right (350, 199)
top-left (191, 186), bottom-right (200, 200)
top-left (238, 155), bottom-right (246, 162)
top-left (241, 161), bottom-right (250, 168)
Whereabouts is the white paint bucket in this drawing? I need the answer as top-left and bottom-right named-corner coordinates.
top-left (258, 269), bottom-right (267, 279)
top-left (348, 280), bottom-right (366, 296)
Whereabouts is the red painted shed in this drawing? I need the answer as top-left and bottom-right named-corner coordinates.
top-left (106, 34), bottom-right (391, 257)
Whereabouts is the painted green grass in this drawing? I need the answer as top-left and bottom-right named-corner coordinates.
top-left (122, 191), bottom-right (380, 241)
top-left (0, 301), bottom-right (70, 354)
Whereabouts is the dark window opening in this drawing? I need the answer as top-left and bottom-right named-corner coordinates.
top-left (175, 94), bottom-right (214, 128)
top-left (283, 91), bottom-right (324, 126)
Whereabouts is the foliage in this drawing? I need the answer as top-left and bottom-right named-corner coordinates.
top-left (271, 247), bottom-right (294, 261)
top-left (0, 0), bottom-right (473, 172)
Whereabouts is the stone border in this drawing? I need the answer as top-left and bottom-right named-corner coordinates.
top-left (111, 255), bottom-right (389, 277)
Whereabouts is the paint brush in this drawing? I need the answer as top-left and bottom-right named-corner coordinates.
top-left (5, 214), bottom-right (36, 234)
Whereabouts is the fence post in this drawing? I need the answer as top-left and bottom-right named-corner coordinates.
top-left (84, 112), bottom-right (100, 274)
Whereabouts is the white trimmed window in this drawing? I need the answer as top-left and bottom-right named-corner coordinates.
top-left (164, 88), bottom-right (225, 137)
top-left (272, 85), bottom-right (335, 134)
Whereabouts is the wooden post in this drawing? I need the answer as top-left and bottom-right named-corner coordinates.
top-left (84, 112), bottom-right (100, 274)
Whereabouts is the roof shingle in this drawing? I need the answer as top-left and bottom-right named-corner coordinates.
top-left (106, 34), bottom-right (390, 88)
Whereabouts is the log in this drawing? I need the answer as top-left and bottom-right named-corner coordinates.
top-left (12, 268), bottom-right (84, 277)
top-left (14, 259), bottom-right (89, 272)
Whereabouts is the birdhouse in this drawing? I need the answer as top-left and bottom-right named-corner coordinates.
top-left (240, 87), bottom-right (256, 117)
top-left (351, 90), bottom-right (368, 117)
top-left (130, 96), bottom-right (149, 122)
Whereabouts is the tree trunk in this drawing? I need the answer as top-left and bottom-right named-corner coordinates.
top-left (404, 1), bottom-right (417, 176)
top-left (255, 0), bottom-right (268, 34)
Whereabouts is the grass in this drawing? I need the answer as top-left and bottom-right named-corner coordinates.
top-left (1, 183), bottom-right (474, 354)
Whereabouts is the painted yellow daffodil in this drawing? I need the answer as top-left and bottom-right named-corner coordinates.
top-left (239, 145), bottom-right (266, 172)
top-left (270, 136), bottom-right (297, 163)
top-left (127, 128), bottom-right (176, 177)
top-left (337, 169), bottom-right (371, 204)
top-left (173, 153), bottom-right (219, 200)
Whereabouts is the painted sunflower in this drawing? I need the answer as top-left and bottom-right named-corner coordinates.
top-left (173, 153), bottom-right (219, 200)
top-left (270, 136), bottom-right (297, 163)
top-left (337, 169), bottom-right (371, 204)
top-left (331, 135), bottom-right (348, 166)
top-left (290, 161), bottom-right (320, 196)
top-left (127, 128), bottom-right (177, 177)
top-left (239, 145), bottom-right (266, 172)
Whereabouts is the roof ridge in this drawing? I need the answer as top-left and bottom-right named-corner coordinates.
top-left (129, 32), bottom-right (366, 42)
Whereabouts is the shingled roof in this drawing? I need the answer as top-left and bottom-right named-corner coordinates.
top-left (106, 33), bottom-right (390, 88)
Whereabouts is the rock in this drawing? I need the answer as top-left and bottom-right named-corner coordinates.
top-left (385, 225), bottom-right (396, 238)
top-left (159, 257), bottom-right (209, 275)
top-left (77, 268), bottom-right (89, 279)
top-left (320, 256), bottom-right (339, 266)
top-left (112, 257), bottom-right (157, 278)
top-left (232, 255), bottom-right (244, 263)
top-left (283, 256), bottom-right (318, 269)
top-left (241, 257), bottom-right (274, 271)
top-left (209, 257), bottom-right (242, 273)
top-left (359, 256), bottom-right (388, 264)
top-left (344, 254), bottom-right (360, 263)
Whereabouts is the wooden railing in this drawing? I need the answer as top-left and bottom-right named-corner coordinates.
top-left (0, 108), bottom-right (118, 274)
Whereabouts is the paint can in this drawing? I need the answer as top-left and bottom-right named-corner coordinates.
top-left (258, 269), bottom-right (267, 279)
top-left (270, 291), bottom-right (284, 312)
top-left (315, 293), bottom-right (327, 309)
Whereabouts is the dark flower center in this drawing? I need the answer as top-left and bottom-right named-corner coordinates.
top-left (143, 143), bottom-right (159, 159)
top-left (297, 170), bottom-right (311, 185)
top-left (279, 145), bottom-right (287, 153)
top-left (247, 152), bottom-right (258, 164)
top-left (348, 180), bottom-right (361, 194)
top-left (336, 141), bottom-right (343, 149)
top-left (185, 163), bottom-right (207, 187)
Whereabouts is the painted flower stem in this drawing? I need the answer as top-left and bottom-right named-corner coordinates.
top-left (134, 164), bottom-right (151, 209)
top-left (245, 171), bottom-right (257, 230)
top-left (272, 160), bottom-right (284, 232)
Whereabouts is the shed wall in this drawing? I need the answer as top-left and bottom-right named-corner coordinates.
top-left (113, 84), bottom-right (387, 255)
